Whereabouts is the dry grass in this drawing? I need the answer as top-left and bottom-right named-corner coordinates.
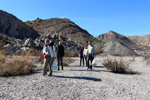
top-left (63, 57), bottom-right (75, 66)
top-left (0, 50), bottom-right (7, 64)
top-left (102, 58), bottom-right (134, 74)
top-left (0, 52), bottom-right (34, 77)
top-left (17, 48), bottom-right (43, 62)
top-left (0, 33), bottom-right (6, 49)
top-left (113, 53), bottom-right (122, 57)
top-left (95, 49), bottom-right (103, 55)
top-left (65, 50), bottom-right (79, 57)
top-left (142, 53), bottom-right (150, 60)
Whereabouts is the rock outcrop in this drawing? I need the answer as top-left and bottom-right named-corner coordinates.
top-left (3, 44), bottom-right (20, 52)
top-left (25, 18), bottom-right (93, 45)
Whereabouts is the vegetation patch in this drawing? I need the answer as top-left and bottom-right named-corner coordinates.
top-left (102, 58), bottom-right (136, 74)
top-left (0, 52), bottom-right (34, 77)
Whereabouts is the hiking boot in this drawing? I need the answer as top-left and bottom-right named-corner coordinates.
top-left (48, 73), bottom-right (52, 76)
top-left (43, 73), bottom-right (47, 75)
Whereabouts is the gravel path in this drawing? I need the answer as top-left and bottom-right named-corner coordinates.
top-left (0, 56), bottom-right (150, 100)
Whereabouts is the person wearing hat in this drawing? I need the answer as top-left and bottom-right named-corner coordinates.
top-left (42, 39), bottom-right (56, 76)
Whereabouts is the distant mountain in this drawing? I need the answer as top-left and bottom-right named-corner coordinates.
top-left (103, 41), bottom-right (137, 56)
top-left (127, 35), bottom-right (150, 46)
top-left (25, 18), bottom-right (93, 44)
top-left (97, 31), bottom-right (136, 48)
top-left (0, 10), bottom-right (39, 39)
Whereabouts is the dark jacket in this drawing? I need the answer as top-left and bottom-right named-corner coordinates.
top-left (56, 44), bottom-right (64, 57)
top-left (79, 49), bottom-right (84, 58)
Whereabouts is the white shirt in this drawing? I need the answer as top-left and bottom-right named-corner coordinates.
top-left (83, 49), bottom-right (88, 56)
top-left (43, 45), bottom-right (56, 57)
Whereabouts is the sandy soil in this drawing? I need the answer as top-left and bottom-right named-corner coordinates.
top-left (0, 56), bottom-right (150, 100)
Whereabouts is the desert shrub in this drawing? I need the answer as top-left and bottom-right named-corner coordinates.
top-left (0, 55), bottom-right (33, 77)
top-left (0, 50), bottom-right (7, 64)
top-left (102, 58), bottom-right (132, 73)
top-left (65, 50), bottom-right (79, 57)
top-left (63, 57), bottom-right (75, 66)
top-left (17, 49), bottom-right (43, 62)
top-left (95, 49), bottom-right (103, 55)
top-left (113, 53), bottom-right (122, 57)
top-left (142, 53), bottom-right (150, 60)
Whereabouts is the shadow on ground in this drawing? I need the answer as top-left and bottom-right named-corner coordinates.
top-left (70, 68), bottom-right (109, 72)
top-left (94, 66), bottom-right (104, 68)
top-left (52, 75), bottom-right (101, 82)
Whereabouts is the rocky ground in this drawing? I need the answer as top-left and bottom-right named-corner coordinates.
top-left (0, 56), bottom-right (150, 100)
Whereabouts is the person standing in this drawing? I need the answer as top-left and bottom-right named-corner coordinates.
top-left (49, 39), bottom-right (57, 69)
top-left (83, 45), bottom-right (88, 67)
top-left (56, 41), bottom-right (64, 70)
top-left (87, 41), bottom-right (95, 70)
top-left (43, 39), bottom-right (56, 76)
top-left (79, 46), bottom-right (84, 66)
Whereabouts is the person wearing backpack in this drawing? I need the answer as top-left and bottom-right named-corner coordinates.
top-left (42, 39), bottom-right (56, 76)
top-left (56, 41), bottom-right (64, 70)
top-left (87, 41), bottom-right (95, 70)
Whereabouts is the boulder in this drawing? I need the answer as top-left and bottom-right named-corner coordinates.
top-left (51, 33), bottom-right (58, 39)
top-left (3, 44), bottom-right (20, 52)
top-left (23, 38), bottom-right (35, 47)
top-left (21, 47), bottom-right (30, 51)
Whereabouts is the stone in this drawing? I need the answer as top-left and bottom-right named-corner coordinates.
top-left (3, 44), bottom-right (20, 52)
top-left (21, 47), bottom-right (30, 51)
top-left (23, 38), bottom-right (35, 47)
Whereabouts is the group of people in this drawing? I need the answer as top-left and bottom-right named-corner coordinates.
top-left (42, 39), bottom-right (95, 76)
top-left (79, 41), bottom-right (95, 70)
top-left (43, 39), bottom-right (64, 76)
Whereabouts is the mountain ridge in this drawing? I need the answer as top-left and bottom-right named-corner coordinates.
top-left (25, 18), bottom-right (94, 45)
top-left (0, 10), bottom-right (39, 39)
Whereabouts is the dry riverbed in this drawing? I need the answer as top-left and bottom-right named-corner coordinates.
top-left (0, 56), bottom-right (150, 100)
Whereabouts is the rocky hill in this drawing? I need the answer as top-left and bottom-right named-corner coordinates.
top-left (127, 35), bottom-right (150, 46)
top-left (103, 41), bottom-right (137, 56)
top-left (0, 10), bottom-right (104, 53)
top-left (0, 10), bottom-right (39, 39)
top-left (97, 31), bottom-right (136, 49)
top-left (25, 18), bottom-right (93, 44)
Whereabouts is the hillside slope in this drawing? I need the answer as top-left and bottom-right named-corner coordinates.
top-left (25, 18), bottom-right (94, 44)
top-left (127, 35), bottom-right (150, 46)
top-left (97, 31), bottom-right (136, 49)
top-left (0, 10), bottom-right (39, 39)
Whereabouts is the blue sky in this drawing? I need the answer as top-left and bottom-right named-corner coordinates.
top-left (0, 0), bottom-right (150, 37)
